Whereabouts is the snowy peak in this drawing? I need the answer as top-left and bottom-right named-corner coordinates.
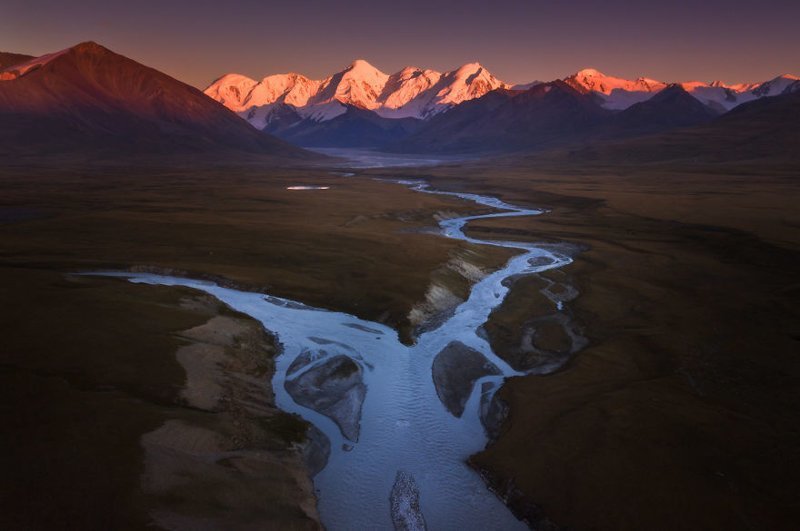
top-left (379, 62), bottom-right (507, 119)
top-left (453, 62), bottom-right (484, 76)
top-left (565, 68), bottom-right (800, 111)
top-left (317, 59), bottom-right (389, 109)
top-left (345, 58), bottom-right (386, 78)
top-left (378, 67), bottom-right (442, 110)
top-left (205, 60), bottom-right (509, 125)
top-left (752, 74), bottom-right (800, 97)
top-left (205, 72), bottom-right (324, 113)
top-left (205, 59), bottom-right (799, 128)
top-left (435, 63), bottom-right (508, 106)
top-left (254, 73), bottom-right (321, 108)
top-left (576, 67), bottom-right (602, 77)
top-left (204, 73), bottom-right (258, 110)
top-left (565, 68), bottom-right (666, 96)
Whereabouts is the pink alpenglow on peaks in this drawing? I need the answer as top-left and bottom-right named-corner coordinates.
top-left (563, 68), bottom-right (800, 111)
top-left (204, 59), bottom-right (800, 130)
top-left (566, 68), bottom-right (667, 95)
top-left (204, 60), bottom-right (509, 126)
top-left (378, 67), bottom-right (443, 110)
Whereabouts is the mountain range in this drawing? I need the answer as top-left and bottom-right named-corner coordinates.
top-left (562, 88), bottom-right (800, 166)
top-left (1, 42), bottom-right (798, 164)
top-left (205, 59), bottom-right (511, 131)
top-left (204, 59), bottom-right (799, 154)
top-left (564, 68), bottom-right (800, 111)
top-left (207, 60), bottom-right (799, 127)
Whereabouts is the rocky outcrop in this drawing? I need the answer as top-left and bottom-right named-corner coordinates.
top-left (140, 299), bottom-right (321, 530)
top-left (390, 471), bottom-right (428, 531)
top-left (285, 354), bottom-right (366, 441)
top-left (479, 382), bottom-right (509, 440)
top-left (432, 341), bottom-right (500, 417)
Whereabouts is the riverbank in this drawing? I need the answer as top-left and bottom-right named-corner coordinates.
top-left (0, 268), bottom-right (319, 529)
top-left (381, 163), bottom-right (800, 530)
top-left (108, 178), bottom-right (570, 530)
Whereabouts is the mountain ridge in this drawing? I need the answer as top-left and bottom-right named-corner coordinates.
top-left (564, 68), bottom-right (800, 111)
top-left (392, 80), bottom-right (610, 153)
top-left (206, 61), bottom-right (798, 134)
top-left (0, 41), bottom-right (311, 158)
top-left (550, 89), bottom-right (800, 166)
top-left (204, 59), bottom-right (509, 125)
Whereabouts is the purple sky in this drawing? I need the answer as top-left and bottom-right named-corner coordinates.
top-left (3, 0), bottom-right (799, 88)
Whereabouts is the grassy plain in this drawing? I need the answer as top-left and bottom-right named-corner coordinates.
top-left (0, 159), bottom-right (512, 529)
top-left (375, 161), bottom-right (800, 530)
top-left (0, 161), bottom-right (512, 338)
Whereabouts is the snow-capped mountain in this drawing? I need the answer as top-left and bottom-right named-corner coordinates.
top-left (566, 68), bottom-right (666, 94)
top-left (676, 75), bottom-right (799, 111)
top-left (564, 68), bottom-right (800, 111)
top-left (377, 66), bottom-right (442, 113)
top-left (205, 59), bottom-right (798, 135)
top-left (205, 60), bottom-right (509, 128)
top-left (375, 62), bottom-right (509, 119)
top-left (565, 68), bottom-right (667, 108)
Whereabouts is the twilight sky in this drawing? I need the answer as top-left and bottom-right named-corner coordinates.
top-left (3, 0), bottom-right (799, 88)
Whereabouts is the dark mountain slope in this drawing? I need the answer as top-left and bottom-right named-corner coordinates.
top-left (264, 104), bottom-right (423, 148)
top-left (603, 84), bottom-right (720, 137)
top-left (563, 89), bottom-right (800, 165)
top-left (0, 42), bottom-right (309, 158)
top-left (393, 81), bottom-right (610, 153)
top-left (0, 52), bottom-right (34, 70)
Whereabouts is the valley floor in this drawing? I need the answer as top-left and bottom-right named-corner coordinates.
top-left (377, 162), bottom-right (800, 530)
top-left (0, 160), bottom-right (510, 529)
top-left (1, 158), bottom-right (798, 529)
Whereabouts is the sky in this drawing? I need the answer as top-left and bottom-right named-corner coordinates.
top-left (2, 0), bottom-right (799, 89)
